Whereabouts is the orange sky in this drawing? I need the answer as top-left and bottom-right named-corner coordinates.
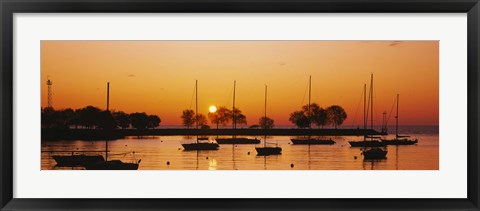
top-left (41, 41), bottom-right (439, 127)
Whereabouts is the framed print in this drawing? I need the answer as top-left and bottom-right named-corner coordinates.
top-left (1, 0), bottom-right (479, 210)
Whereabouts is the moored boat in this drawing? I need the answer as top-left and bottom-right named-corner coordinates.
top-left (52, 154), bottom-right (104, 167)
top-left (291, 138), bottom-right (335, 145)
top-left (362, 148), bottom-right (388, 160)
top-left (381, 94), bottom-right (418, 145)
top-left (255, 85), bottom-right (282, 156)
top-left (290, 76), bottom-right (335, 145)
top-left (182, 80), bottom-right (220, 151)
top-left (216, 80), bottom-right (259, 145)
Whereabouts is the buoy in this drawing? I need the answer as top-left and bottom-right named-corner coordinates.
top-left (247, 152), bottom-right (250, 155)
top-left (161, 140), bottom-right (163, 143)
top-left (354, 156), bottom-right (357, 159)
top-left (178, 148), bottom-right (181, 150)
top-left (206, 157), bottom-right (209, 160)
top-left (125, 145), bottom-right (127, 147)
top-left (290, 163), bottom-right (294, 168)
top-left (167, 161), bottom-right (170, 165)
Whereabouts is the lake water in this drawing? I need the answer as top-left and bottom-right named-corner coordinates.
top-left (41, 126), bottom-right (438, 170)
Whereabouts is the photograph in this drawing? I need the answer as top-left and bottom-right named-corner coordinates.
top-left (40, 40), bottom-right (439, 170)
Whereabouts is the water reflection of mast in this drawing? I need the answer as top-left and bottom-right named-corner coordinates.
top-left (308, 145), bottom-right (311, 170)
top-left (395, 146), bottom-right (399, 170)
top-left (232, 144), bottom-right (236, 170)
top-left (196, 150), bottom-right (199, 170)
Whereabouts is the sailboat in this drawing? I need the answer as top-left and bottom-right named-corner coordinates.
top-left (291, 76), bottom-right (335, 145)
top-left (182, 80), bottom-right (220, 151)
top-left (216, 81), bottom-right (260, 144)
top-left (362, 147), bottom-right (387, 160)
top-left (84, 82), bottom-right (141, 170)
top-left (255, 85), bottom-right (282, 156)
top-left (381, 94), bottom-right (418, 145)
top-left (84, 139), bottom-right (141, 170)
top-left (349, 74), bottom-right (386, 147)
top-left (52, 152), bottom-right (105, 167)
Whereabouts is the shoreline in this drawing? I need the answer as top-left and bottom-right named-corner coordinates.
top-left (42, 128), bottom-right (386, 141)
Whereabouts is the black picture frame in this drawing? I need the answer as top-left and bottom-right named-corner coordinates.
top-left (1, 0), bottom-right (479, 210)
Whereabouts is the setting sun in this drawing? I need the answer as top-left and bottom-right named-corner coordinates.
top-left (209, 105), bottom-right (217, 113)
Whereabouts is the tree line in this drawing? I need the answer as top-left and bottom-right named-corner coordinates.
top-left (288, 103), bottom-right (347, 129)
top-left (41, 106), bottom-right (161, 130)
top-left (181, 107), bottom-right (275, 129)
top-left (42, 103), bottom-right (347, 130)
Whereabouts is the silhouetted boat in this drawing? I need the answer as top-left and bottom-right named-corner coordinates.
top-left (182, 80), bottom-right (219, 151)
top-left (291, 138), bottom-right (335, 145)
top-left (362, 147), bottom-right (388, 160)
top-left (84, 82), bottom-right (141, 170)
top-left (256, 147), bottom-right (282, 156)
top-left (216, 137), bottom-right (260, 144)
top-left (52, 154), bottom-right (104, 167)
top-left (83, 140), bottom-right (141, 170)
top-left (349, 74), bottom-right (386, 148)
top-left (182, 142), bottom-right (219, 150)
top-left (255, 85), bottom-right (282, 156)
top-left (216, 80), bottom-right (260, 145)
top-left (349, 140), bottom-right (385, 147)
top-left (84, 160), bottom-right (140, 170)
top-left (381, 94), bottom-right (418, 145)
top-left (291, 76), bottom-right (335, 145)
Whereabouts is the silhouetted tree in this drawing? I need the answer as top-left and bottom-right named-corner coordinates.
top-left (305, 103), bottom-right (330, 128)
top-left (232, 108), bottom-right (247, 127)
top-left (147, 115), bottom-right (161, 129)
top-left (289, 110), bottom-right (310, 128)
top-left (41, 107), bottom-right (56, 128)
top-left (130, 112), bottom-right (148, 130)
top-left (326, 105), bottom-right (347, 129)
top-left (208, 106), bottom-right (231, 129)
top-left (196, 114), bottom-right (208, 127)
top-left (76, 106), bottom-right (102, 129)
top-left (113, 111), bottom-right (130, 129)
top-left (181, 109), bottom-right (195, 128)
top-left (259, 116), bottom-right (275, 129)
top-left (97, 111), bottom-right (116, 130)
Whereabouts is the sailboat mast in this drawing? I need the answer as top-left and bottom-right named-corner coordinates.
top-left (195, 80), bottom-right (198, 143)
top-left (107, 82), bottom-right (110, 111)
top-left (106, 82), bottom-right (109, 161)
top-left (396, 94), bottom-right (399, 138)
top-left (308, 76), bottom-right (311, 129)
top-left (264, 85), bottom-right (267, 148)
top-left (363, 83), bottom-right (366, 141)
top-left (370, 74), bottom-right (373, 130)
top-left (232, 81), bottom-right (236, 135)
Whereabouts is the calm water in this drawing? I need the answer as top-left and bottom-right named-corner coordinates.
top-left (41, 126), bottom-right (438, 170)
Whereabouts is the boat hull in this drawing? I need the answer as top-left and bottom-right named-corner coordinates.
top-left (182, 143), bottom-right (219, 151)
top-left (52, 155), bottom-right (105, 167)
top-left (381, 139), bottom-right (418, 145)
top-left (216, 138), bottom-right (260, 144)
top-left (291, 139), bottom-right (335, 145)
top-left (255, 147), bottom-right (282, 156)
top-left (84, 160), bottom-right (139, 170)
top-left (363, 148), bottom-right (388, 160)
top-left (349, 141), bottom-right (386, 147)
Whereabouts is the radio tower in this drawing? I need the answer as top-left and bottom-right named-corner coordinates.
top-left (46, 77), bottom-right (53, 108)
